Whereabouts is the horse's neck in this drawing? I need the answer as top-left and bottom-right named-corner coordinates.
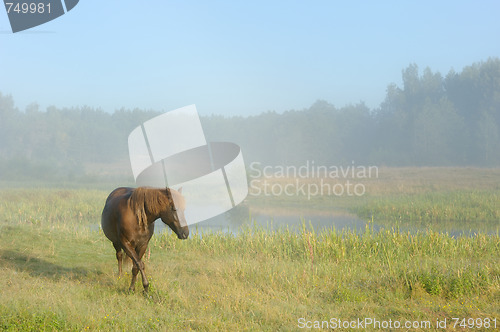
top-left (145, 211), bottom-right (160, 226)
top-left (145, 188), bottom-right (164, 225)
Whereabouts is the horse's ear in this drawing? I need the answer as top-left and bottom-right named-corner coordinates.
top-left (177, 187), bottom-right (183, 194)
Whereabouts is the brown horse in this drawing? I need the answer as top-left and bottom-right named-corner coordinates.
top-left (101, 187), bottom-right (189, 292)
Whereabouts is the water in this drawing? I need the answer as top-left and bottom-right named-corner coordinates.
top-left (96, 204), bottom-right (496, 237)
top-left (154, 208), bottom-right (374, 235)
top-left (152, 209), bottom-right (497, 238)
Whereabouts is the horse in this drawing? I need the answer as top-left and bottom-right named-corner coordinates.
top-left (101, 187), bottom-right (189, 292)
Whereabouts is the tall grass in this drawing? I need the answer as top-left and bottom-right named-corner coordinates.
top-left (0, 188), bottom-right (106, 231)
top-left (0, 175), bottom-right (499, 330)
top-left (248, 168), bottom-right (500, 232)
top-left (1, 215), bottom-right (498, 330)
top-left (353, 190), bottom-right (500, 224)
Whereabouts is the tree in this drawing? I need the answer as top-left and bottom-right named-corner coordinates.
top-left (413, 98), bottom-right (464, 165)
top-left (476, 112), bottom-right (500, 165)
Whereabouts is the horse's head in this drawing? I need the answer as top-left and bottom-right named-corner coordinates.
top-left (161, 188), bottom-right (189, 239)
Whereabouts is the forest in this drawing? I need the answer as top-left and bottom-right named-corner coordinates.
top-left (1, 58), bottom-right (499, 182)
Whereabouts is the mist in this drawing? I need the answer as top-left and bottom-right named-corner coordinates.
top-left (1, 58), bottom-right (499, 185)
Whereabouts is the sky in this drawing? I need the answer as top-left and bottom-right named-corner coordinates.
top-left (1, 1), bottom-right (499, 116)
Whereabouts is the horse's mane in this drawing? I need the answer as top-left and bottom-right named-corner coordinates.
top-left (128, 187), bottom-right (170, 227)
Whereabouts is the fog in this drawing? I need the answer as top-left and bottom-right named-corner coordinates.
top-left (0, 59), bottom-right (499, 185)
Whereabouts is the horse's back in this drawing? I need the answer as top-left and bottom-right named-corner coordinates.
top-left (101, 187), bottom-right (134, 243)
top-left (105, 187), bottom-right (133, 204)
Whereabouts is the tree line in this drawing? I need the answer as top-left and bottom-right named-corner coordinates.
top-left (204, 58), bottom-right (500, 167)
top-left (1, 58), bottom-right (499, 182)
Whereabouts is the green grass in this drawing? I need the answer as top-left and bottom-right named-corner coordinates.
top-left (353, 189), bottom-right (500, 224)
top-left (0, 187), bottom-right (499, 331)
top-left (248, 167), bottom-right (500, 233)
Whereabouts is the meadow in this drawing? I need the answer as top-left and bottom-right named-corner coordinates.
top-left (0, 168), bottom-right (499, 331)
top-left (249, 167), bottom-right (500, 233)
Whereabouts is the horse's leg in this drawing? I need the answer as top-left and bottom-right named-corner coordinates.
top-left (112, 242), bottom-right (123, 276)
top-left (136, 243), bottom-right (150, 292)
top-left (130, 264), bottom-right (139, 292)
top-left (119, 239), bottom-right (146, 292)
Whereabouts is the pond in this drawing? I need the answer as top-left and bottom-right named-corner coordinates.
top-left (152, 204), bottom-right (495, 237)
top-left (94, 202), bottom-right (495, 237)
top-left (154, 204), bottom-right (376, 235)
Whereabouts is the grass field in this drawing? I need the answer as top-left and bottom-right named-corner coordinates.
top-left (0, 168), bottom-right (499, 331)
top-left (249, 167), bottom-right (500, 232)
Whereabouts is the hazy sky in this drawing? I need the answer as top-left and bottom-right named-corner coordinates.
top-left (1, 1), bottom-right (499, 116)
